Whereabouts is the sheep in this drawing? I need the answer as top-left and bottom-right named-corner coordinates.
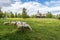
top-left (4, 22), bottom-right (10, 25)
top-left (15, 21), bottom-right (23, 31)
top-left (10, 21), bottom-right (16, 25)
top-left (22, 22), bottom-right (32, 31)
top-left (10, 21), bottom-right (21, 26)
top-left (3, 21), bottom-right (32, 32)
top-left (23, 24), bottom-right (32, 31)
top-left (15, 21), bottom-right (32, 31)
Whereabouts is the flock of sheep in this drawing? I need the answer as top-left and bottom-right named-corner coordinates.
top-left (4, 21), bottom-right (32, 32)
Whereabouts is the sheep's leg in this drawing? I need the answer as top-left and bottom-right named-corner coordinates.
top-left (21, 26), bottom-right (24, 32)
top-left (17, 27), bottom-right (21, 31)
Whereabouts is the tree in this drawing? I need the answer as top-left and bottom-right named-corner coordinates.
top-left (46, 12), bottom-right (53, 18)
top-left (56, 14), bottom-right (60, 17)
top-left (22, 8), bottom-right (28, 18)
top-left (56, 14), bottom-right (60, 19)
top-left (0, 8), bottom-right (3, 18)
top-left (4, 12), bottom-right (7, 18)
top-left (10, 12), bottom-right (14, 18)
top-left (15, 13), bottom-right (17, 18)
top-left (17, 13), bottom-right (22, 18)
top-left (37, 11), bottom-right (42, 16)
top-left (26, 14), bottom-right (30, 18)
top-left (2, 12), bottom-right (6, 18)
top-left (30, 14), bottom-right (36, 18)
top-left (6, 13), bottom-right (11, 18)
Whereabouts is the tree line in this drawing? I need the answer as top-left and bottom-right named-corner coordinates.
top-left (0, 8), bottom-right (60, 18)
top-left (0, 8), bottom-right (29, 18)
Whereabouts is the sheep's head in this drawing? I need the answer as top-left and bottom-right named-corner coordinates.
top-left (14, 22), bottom-right (17, 26)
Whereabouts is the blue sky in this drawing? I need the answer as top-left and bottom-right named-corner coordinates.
top-left (1, 0), bottom-right (60, 15)
top-left (21, 0), bottom-right (50, 4)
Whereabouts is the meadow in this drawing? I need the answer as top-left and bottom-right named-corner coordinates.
top-left (0, 18), bottom-right (60, 40)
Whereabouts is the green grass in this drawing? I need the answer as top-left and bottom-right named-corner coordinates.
top-left (0, 18), bottom-right (60, 40)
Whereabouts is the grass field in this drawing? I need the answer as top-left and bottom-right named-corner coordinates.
top-left (0, 18), bottom-right (60, 40)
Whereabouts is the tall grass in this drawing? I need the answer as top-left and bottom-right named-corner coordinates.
top-left (0, 18), bottom-right (60, 40)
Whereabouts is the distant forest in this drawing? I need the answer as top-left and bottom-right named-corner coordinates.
top-left (0, 7), bottom-right (60, 18)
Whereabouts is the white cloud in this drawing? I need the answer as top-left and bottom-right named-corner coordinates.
top-left (0, 0), bottom-right (21, 7)
top-left (0, 0), bottom-right (11, 7)
top-left (0, 0), bottom-right (11, 4)
top-left (1, 0), bottom-right (60, 15)
top-left (44, 0), bottom-right (60, 15)
top-left (0, 0), bottom-right (10, 3)
top-left (2, 1), bottom-right (50, 15)
top-left (45, 0), bottom-right (60, 6)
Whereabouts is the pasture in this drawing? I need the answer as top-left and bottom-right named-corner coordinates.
top-left (0, 18), bottom-right (60, 40)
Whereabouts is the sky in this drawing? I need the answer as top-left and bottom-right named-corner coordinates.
top-left (0, 0), bottom-right (60, 15)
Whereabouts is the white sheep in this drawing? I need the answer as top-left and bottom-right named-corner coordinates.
top-left (15, 21), bottom-right (23, 31)
top-left (10, 21), bottom-right (16, 25)
top-left (16, 21), bottom-right (32, 31)
top-left (4, 22), bottom-right (10, 25)
top-left (10, 21), bottom-right (21, 26)
top-left (23, 24), bottom-right (32, 31)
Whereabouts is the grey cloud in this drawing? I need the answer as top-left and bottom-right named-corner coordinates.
top-left (0, 0), bottom-right (17, 7)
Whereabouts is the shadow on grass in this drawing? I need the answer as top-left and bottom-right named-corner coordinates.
top-left (0, 30), bottom-right (32, 40)
top-left (0, 28), bottom-right (58, 40)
